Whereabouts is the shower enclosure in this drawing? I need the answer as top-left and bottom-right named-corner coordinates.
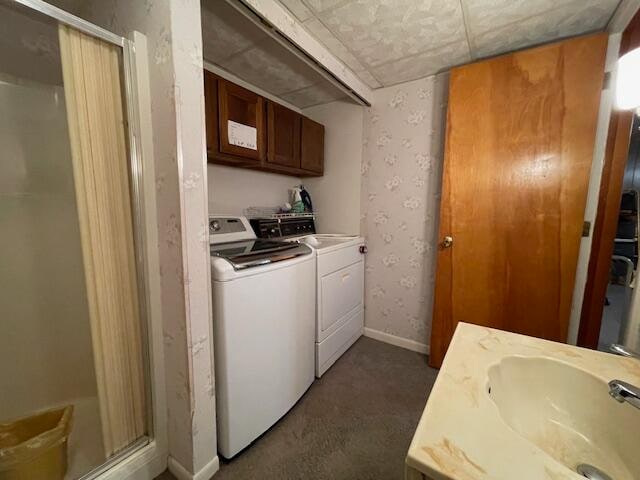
top-left (0, 1), bottom-right (152, 478)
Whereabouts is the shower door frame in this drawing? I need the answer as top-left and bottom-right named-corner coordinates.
top-left (10, 1), bottom-right (168, 479)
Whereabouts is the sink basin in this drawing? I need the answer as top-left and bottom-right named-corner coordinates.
top-left (487, 356), bottom-right (640, 479)
top-left (406, 325), bottom-right (640, 480)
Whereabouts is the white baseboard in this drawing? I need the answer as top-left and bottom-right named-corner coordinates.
top-left (363, 327), bottom-right (429, 355)
top-left (168, 455), bottom-right (219, 480)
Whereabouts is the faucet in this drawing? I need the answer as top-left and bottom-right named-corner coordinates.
top-left (610, 344), bottom-right (640, 359)
top-left (608, 344), bottom-right (640, 410)
top-left (609, 380), bottom-right (640, 410)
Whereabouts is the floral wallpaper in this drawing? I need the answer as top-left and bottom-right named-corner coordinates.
top-left (361, 73), bottom-right (449, 347)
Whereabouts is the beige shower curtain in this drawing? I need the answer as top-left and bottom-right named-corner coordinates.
top-left (58, 25), bottom-right (146, 457)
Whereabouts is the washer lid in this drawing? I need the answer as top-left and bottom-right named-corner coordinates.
top-left (211, 239), bottom-right (311, 270)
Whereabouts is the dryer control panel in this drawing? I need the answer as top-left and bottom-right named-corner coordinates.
top-left (250, 217), bottom-right (316, 239)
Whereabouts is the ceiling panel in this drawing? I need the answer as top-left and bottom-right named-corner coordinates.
top-left (304, 0), bottom-right (348, 13)
top-left (370, 40), bottom-right (470, 86)
top-left (278, 0), bottom-right (314, 21)
top-left (218, 40), bottom-right (318, 95)
top-left (319, 0), bottom-right (466, 67)
top-left (302, 18), bottom-right (365, 72)
top-left (201, 0), bottom-right (347, 108)
top-left (462, 0), bottom-right (576, 36)
top-left (355, 69), bottom-right (382, 89)
top-left (276, 0), bottom-right (622, 88)
top-left (201, 1), bottom-right (267, 64)
top-left (280, 82), bottom-right (346, 107)
top-left (471, 0), bottom-right (619, 58)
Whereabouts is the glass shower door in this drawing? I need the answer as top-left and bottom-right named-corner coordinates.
top-left (0, 2), bottom-right (150, 478)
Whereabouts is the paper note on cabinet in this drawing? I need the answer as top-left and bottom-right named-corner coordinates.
top-left (228, 120), bottom-right (257, 150)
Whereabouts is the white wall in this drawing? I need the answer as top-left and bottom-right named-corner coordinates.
top-left (0, 78), bottom-right (97, 420)
top-left (208, 165), bottom-right (299, 215)
top-left (303, 100), bottom-right (363, 235)
top-left (360, 74), bottom-right (449, 350)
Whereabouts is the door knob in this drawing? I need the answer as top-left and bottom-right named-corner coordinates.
top-left (441, 236), bottom-right (453, 248)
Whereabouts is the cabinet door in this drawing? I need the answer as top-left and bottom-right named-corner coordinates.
top-left (301, 117), bottom-right (324, 175)
top-left (267, 102), bottom-right (301, 169)
top-left (218, 79), bottom-right (265, 162)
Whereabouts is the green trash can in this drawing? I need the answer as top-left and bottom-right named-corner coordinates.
top-left (0, 406), bottom-right (74, 480)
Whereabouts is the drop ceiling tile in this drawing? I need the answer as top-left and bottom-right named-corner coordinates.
top-left (201, 1), bottom-right (266, 64)
top-left (320, 0), bottom-right (467, 67)
top-left (279, 0), bottom-right (314, 21)
top-left (219, 39), bottom-right (319, 96)
top-left (371, 40), bottom-right (471, 86)
top-left (280, 83), bottom-right (347, 107)
top-left (355, 69), bottom-right (382, 89)
top-left (305, 0), bottom-right (349, 13)
top-left (302, 18), bottom-right (365, 71)
top-left (471, 0), bottom-right (618, 59)
top-left (462, 0), bottom-right (575, 37)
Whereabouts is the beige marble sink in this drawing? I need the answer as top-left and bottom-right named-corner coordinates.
top-left (488, 356), bottom-right (640, 479)
top-left (406, 323), bottom-right (640, 480)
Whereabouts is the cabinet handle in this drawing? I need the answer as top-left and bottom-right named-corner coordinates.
top-left (441, 236), bottom-right (453, 248)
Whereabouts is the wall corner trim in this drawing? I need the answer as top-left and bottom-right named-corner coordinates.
top-left (363, 327), bottom-right (429, 355)
top-left (168, 455), bottom-right (220, 480)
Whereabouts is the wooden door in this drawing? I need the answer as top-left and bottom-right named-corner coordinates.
top-left (218, 78), bottom-right (265, 162)
top-left (301, 116), bottom-right (324, 175)
top-left (429, 33), bottom-right (608, 368)
top-left (267, 102), bottom-right (301, 169)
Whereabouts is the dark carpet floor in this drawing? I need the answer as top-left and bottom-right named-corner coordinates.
top-left (156, 336), bottom-right (438, 480)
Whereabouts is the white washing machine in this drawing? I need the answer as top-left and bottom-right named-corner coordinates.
top-left (209, 215), bottom-right (315, 458)
top-left (250, 217), bottom-right (366, 377)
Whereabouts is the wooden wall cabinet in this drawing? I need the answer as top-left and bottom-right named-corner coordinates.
top-left (204, 69), bottom-right (323, 177)
top-left (301, 117), bottom-right (324, 175)
top-left (267, 102), bottom-right (301, 171)
top-left (218, 78), bottom-right (265, 163)
top-left (205, 71), bottom-right (265, 167)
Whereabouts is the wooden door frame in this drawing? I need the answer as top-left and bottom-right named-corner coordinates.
top-left (578, 10), bottom-right (640, 348)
